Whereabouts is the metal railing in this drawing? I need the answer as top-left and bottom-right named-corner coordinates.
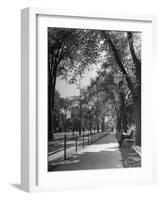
top-left (48, 131), bottom-right (109, 163)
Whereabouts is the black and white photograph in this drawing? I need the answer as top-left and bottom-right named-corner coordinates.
top-left (48, 27), bottom-right (141, 172)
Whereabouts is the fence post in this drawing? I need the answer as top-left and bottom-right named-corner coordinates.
top-left (64, 134), bottom-right (66, 160)
top-left (75, 133), bottom-right (77, 152)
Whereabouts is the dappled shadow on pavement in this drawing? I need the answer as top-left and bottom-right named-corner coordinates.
top-left (48, 134), bottom-right (123, 171)
top-left (48, 149), bottom-right (122, 171)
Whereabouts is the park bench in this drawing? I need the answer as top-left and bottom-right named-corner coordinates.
top-left (117, 130), bottom-right (134, 147)
top-left (133, 145), bottom-right (141, 157)
top-left (116, 130), bottom-right (142, 157)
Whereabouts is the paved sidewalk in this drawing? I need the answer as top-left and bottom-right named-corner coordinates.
top-left (48, 132), bottom-right (108, 162)
top-left (48, 132), bottom-right (123, 171)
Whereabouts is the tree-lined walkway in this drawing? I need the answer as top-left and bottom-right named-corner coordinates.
top-left (48, 132), bottom-right (123, 171)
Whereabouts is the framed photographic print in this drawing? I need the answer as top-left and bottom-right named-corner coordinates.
top-left (21, 7), bottom-right (156, 192)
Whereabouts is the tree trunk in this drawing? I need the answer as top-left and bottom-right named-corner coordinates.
top-left (48, 61), bottom-right (58, 140)
top-left (48, 82), bottom-right (54, 141)
top-left (96, 120), bottom-right (99, 133)
top-left (101, 31), bottom-right (135, 95)
top-left (89, 117), bottom-right (92, 134)
top-left (101, 116), bottom-right (105, 132)
top-left (79, 101), bottom-right (82, 135)
top-left (117, 116), bottom-right (122, 132)
top-left (120, 92), bottom-right (127, 133)
top-left (134, 95), bottom-right (141, 146)
top-left (116, 106), bottom-right (122, 132)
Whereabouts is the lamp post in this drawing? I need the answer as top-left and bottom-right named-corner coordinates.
top-left (79, 74), bottom-right (82, 136)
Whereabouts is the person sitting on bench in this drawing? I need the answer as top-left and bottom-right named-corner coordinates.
top-left (118, 128), bottom-right (134, 147)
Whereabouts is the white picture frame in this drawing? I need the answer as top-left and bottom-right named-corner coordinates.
top-left (21, 7), bottom-right (157, 192)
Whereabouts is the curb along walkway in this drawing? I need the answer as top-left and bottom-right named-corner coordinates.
top-left (48, 132), bottom-right (123, 171)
